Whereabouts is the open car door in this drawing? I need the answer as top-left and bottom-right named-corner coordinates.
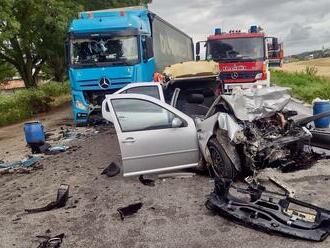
top-left (102, 83), bottom-right (165, 122)
top-left (103, 94), bottom-right (199, 176)
top-left (114, 82), bottom-right (165, 101)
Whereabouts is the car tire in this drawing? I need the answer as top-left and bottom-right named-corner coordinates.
top-left (207, 138), bottom-right (237, 180)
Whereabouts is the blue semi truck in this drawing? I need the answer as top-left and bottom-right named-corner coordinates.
top-left (66, 6), bottom-right (194, 123)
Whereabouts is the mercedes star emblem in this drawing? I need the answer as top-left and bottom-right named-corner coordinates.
top-left (231, 72), bottom-right (239, 80)
top-left (99, 77), bottom-right (110, 89)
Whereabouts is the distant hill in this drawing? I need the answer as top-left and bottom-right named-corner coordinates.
top-left (288, 48), bottom-right (330, 60)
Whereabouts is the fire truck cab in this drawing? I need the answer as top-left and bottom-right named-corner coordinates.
top-left (196, 26), bottom-right (270, 92)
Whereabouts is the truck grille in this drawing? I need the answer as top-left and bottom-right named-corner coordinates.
top-left (220, 71), bottom-right (261, 80)
top-left (77, 78), bottom-right (131, 88)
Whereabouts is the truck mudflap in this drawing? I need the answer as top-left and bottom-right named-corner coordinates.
top-left (206, 178), bottom-right (330, 241)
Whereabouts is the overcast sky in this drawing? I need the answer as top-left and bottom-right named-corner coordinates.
top-left (149, 0), bottom-right (330, 55)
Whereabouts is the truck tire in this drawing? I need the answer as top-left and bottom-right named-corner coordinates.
top-left (207, 138), bottom-right (237, 180)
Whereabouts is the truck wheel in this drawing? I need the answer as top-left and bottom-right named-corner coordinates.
top-left (207, 138), bottom-right (237, 180)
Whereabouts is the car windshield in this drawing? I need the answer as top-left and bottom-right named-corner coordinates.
top-left (207, 37), bottom-right (265, 62)
top-left (71, 36), bottom-right (139, 66)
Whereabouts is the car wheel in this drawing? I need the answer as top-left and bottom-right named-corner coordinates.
top-left (207, 138), bottom-right (237, 180)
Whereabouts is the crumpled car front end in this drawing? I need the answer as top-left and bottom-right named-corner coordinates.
top-left (198, 86), bottom-right (328, 178)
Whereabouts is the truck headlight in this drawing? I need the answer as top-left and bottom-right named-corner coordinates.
top-left (75, 100), bottom-right (88, 111)
top-left (255, 73), bottom-right (263, 80)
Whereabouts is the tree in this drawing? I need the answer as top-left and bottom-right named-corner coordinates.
top-left (0, 0), bottom-right (152, 87)
top-left (0, 0), bottom-right (80, 87)
top-left (0, 60), bottom-right (16, 83)
top-left (74, 0), bottom-right (152, 10)
top-left (37, 1), bottom-right (80, 83)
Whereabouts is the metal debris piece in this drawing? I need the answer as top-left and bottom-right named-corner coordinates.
top-left (294, 110), bottom-right (330, 126)
top-left (138, 175), bottom-right (155, 186)
top-left (310, 128), bottom-right (330, 150)
top-left (36, 233), bottom-right (65, 248)
top-left (25, 184), bottom-right (69, 214)
top-left (101, 162), bottom-right (120, 177)
top-left (117, 202), bottom-right (143, 220)
top-left (44, 145), bottom-right (70, 155)
top-left (268, 176), bottom-right (295, 197)
top-left (206, 178), bottom-right (330, 241)
top-left (0, 156), bottom-right (40, 170)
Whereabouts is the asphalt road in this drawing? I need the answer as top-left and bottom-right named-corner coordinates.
top-left (0, 123), bottom-right (330, 247)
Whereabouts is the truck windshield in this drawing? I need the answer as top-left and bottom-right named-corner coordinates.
top-left (207, 37), bottom-right (265, 62)
top-left (70, 36), bottom-right (139, 66)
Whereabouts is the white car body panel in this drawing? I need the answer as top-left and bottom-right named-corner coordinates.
top-left (104, 93), bottom-right (200, 176)
top-left (195, 114), bottom-right (218, 164)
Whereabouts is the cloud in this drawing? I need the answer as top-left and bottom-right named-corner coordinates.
top-left (149, 0), bottom-right (330, 55)
top-left (286, 24), bottom-right (312, 43)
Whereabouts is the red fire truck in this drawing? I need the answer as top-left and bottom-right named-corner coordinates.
top-left (196, 26), bottom-right (270, 92)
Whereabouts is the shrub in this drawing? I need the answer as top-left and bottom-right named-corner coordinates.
top-left (0, 81), bottom-right (71, 126)
top-left (39, 81), bottom-right (70, 97)
top-left (305, 66), bottom-right (318, 77)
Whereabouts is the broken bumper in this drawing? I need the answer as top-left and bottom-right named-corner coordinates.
top-left (206, 179), bottom-right (330, 241)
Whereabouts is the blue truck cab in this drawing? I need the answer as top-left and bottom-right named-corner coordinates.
top-left (67, 6), bottom-right (193, 123)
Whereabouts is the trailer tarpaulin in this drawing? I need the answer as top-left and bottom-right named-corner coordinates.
top-left (163, 61), bottom-right (219, 79)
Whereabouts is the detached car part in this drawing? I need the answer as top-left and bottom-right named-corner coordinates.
top-left (25, 184), bottom-right (69, 214)
top-left (206, 179), bottom-right (330, 241)
top-left (139, 175), bottom-right (155, 186)
top-left (117, 202), bottom-right (143, 220)
top-left (101, 162), bottom-right (120, 177)
top-left (268, 176), bottom-right (295, 197)
top-left (310, 128), bottom-right (330, 150)
top-left (36, 233), bottom-right (65, 248)
top-left (293, 110), bottom-right (330, 126)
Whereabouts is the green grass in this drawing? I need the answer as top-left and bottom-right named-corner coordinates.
top-left (0, 82), bottom-right (71, 127)
top-left (271, 70), bottom-right (330, 103)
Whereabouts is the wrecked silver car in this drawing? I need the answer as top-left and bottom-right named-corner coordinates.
top-left (102, 83), bottom-right (327, 178)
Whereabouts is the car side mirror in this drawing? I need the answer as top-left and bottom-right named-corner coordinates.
top-left (196, 42), bottom-right (200, 61)
top-left (172, 117), bottom-right (183, 128)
